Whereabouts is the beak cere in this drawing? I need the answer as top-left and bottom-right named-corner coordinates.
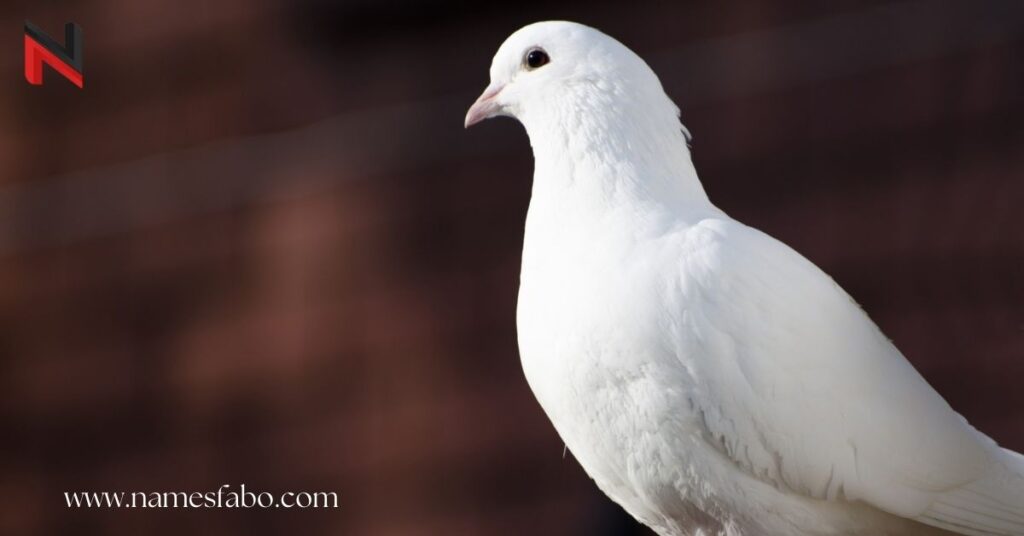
top-left (464, 84), bottom-right (505, 128)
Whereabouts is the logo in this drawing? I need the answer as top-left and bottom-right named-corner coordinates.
top-left (24, 21), bottom-right (83, 88)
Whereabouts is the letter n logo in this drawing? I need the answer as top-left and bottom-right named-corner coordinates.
top-left (24, 21), bottom-right (83, 88)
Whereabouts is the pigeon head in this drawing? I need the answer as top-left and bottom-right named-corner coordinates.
top-left (466, 21), bottom-right (704, 206)
top-left (464, 21), bottom-right (685, 138)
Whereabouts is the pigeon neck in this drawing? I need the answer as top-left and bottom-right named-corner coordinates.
top-left (523, 101), bottom-right (712, 220)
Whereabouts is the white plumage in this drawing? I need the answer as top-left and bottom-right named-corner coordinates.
top-left (465, 20), bottom-right (1024, 536)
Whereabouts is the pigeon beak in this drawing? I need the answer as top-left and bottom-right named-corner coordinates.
top-left (464, 84), bottom-right (505, 128)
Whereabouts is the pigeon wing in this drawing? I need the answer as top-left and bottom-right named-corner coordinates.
top-left (674, 218), bottom-right (1024, 535)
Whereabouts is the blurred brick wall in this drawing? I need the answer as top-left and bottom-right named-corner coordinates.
top-left (0, 1), bottom-right (1022, 535)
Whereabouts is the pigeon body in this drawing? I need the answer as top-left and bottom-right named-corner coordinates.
top-left (465, 21), bottom-right (1024, 536)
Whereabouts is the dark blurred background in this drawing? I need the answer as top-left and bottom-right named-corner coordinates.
top-left (1, 1), bottom-right (1022, 535)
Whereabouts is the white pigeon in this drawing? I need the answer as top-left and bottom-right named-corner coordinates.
top-left (464, 21), bottom-right (1024, 536)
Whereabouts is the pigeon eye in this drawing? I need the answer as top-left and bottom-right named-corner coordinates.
top-left (524, 48), bottom-right (550, 70)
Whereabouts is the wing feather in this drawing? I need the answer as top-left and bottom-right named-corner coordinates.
top-left (675, 218), bottom-right (1023, 534)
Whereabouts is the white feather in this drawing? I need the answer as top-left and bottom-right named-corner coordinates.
top-left (472, 20), bottom-right (1024, 536)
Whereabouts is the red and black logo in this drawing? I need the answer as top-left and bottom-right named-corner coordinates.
top-left (24, 21), bottom-right (83, 88)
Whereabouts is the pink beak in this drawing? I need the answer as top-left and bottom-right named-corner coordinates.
top-left (464, 84), bottom-right (505, 128)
